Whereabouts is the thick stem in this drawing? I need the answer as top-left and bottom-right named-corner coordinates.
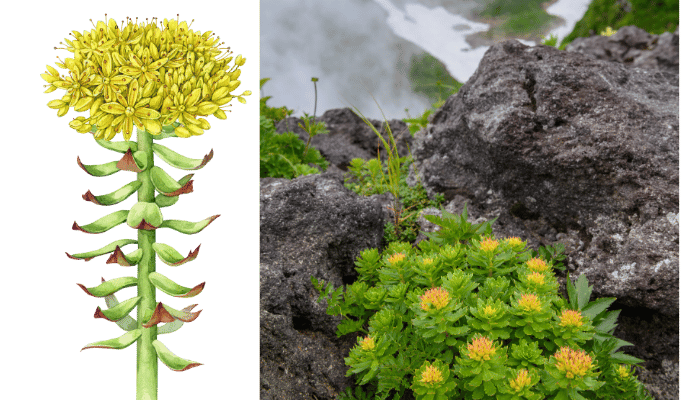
top-left (135, 129), bottom-right (158, 400)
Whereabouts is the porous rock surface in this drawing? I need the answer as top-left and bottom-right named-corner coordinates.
top-left (407, 39), bottom-right (678, 398)
top-left (260, 170), bottom-right (387, 400)
top-left (261, 29), bottom-right (679, 399)
top-left (276, 107), bottom-right (413, 170)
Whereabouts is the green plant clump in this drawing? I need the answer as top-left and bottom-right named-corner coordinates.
top-left (312, 206), bottom-right (651, 400)
top-left (260, 77), bottom-right (329, 179)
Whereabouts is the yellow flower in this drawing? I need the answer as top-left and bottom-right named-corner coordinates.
top-left (554, 347), bottom-right (594, 379)
top-left (482, 305), bottom-right (497, 317)
top-left (467, 336), bottom-right (497, 361)
top-left (600, 26), bottom-right (617, 36)
top-left (480, 237), bottom-right (499, 252)
top-left (526, 272), bottom-right (545, 285)
top-left (505, 236), bottom-right (523, 247)
top-left (420, 287), bottom-right (450, 311)
top-left (42, 14), bottom-right (249, 140)
top-left (422, 257), bottom-right (435, 266)
top-left (509, 369), bottom-right (532, 392)
top-left (559, 310), bottom-right (584, 328)
top-left (616, 364), bottom-right (631, 379)
top-left (420, 364), bottom-right (444, 384)
top-left (387, 253), bottom-right (406, 264)
top-left (360, 336), bottom-right (375, 351)
top-left (517, 294), bottom-right (542, 312)
top-left (525, 257), bottom-right (550, 273)
top-left (100, 80), bottom-right (161, 140)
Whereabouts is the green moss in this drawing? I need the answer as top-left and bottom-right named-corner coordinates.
top-left (408, 53), bottom-right (462, 106)
top-left (475, 0), bottom-right (556, 37)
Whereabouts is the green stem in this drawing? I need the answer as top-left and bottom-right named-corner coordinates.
top-left (135, 129), bottom-right (158, 400)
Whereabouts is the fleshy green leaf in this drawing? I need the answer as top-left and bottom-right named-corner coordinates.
top-left (159, 215), bottom-right (220, 234)
top-left (150, 166), bottom-right (194, 196)
top-left (153, 143), bottom-right (214, 170)
top-left (81, 329), bottom-right (141, 351)
top-left (154, 174), bottom-right (194, 208)
top-left (94, 138), bottom-right (138, 153)
top-left (149, 272), bottom-right (205, 298)
top-left (72, 210), bottom-right (129, 234)
top-left (77, 157), bottom-right (120, 177)
top-left (66, 239), bottom-right (138, 261)
top-left (152, 340), bottom-right (202, 371)
top-left (77, 276), bottom-right (138, 297)
top-left (143, 302), bottom-right (201, 328)
top-left (126, 202), bottom-right (163, 230)
top-left (152, 243), bottom-right (200, 266)
top-left (94, 296), bottom-right (141, 321)
top-left (103, 279), bottom-right (138, 331)
top-left (82, 180), bottom-right (142, 206)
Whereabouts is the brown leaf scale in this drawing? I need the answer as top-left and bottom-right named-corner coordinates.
top-left (170, 244), bottom-right (201, 266)
top-left (142, 302), bottom-right (201, 328)
top-left (66, 251), bottom-right (94, 261)
top-left (134, 219), bottom-right (157, 230)
top-left (106, 245), bottom-right (135, 266)
top-left (82, 190), bottom-right (103, 205)
top-left (72, 221), bottom-right (101, 234)
top-left (176, 282), bottom-right (206, 298)
top-left (173, 362), bottom-right (203, 372)
top-left (117, 148), bottom-right (144, 172)
top-left (162, 180), bottom-right (194, 197)
top-left (94, 307), bottom-right (111, 321)
top-left (77, 156), bottom-right (92, 176)
top-left (77, 283), bottom-right (99, 297)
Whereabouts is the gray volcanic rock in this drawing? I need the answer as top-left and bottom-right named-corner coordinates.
top-left (260, 171), bottom-right (387, 400)
top-left (407, 39), bottom-right (678, 398)
top-left (566, 25), bottom-right (678, 81)
top-left (276, 108), bottom-right (413, 170)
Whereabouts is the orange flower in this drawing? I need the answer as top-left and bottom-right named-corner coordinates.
top-left (554, 347), bottom-right (594, 379)
top-left (509, 369), bottom-right (532, 392)
top-left (518, 294), bottom-right (542, 312)
top-left (360, 336), bottom-right (375, 351)
top-left (525, 257), bottom-right (550, 273)
top-left (480, 237), bottom-right (499, 252)
top-left (388, 253), bottom-right (406, 264)
top-left (467, 336), bottom-right (497, 361)
top-left (420, 364), bottom-right (444, 384)
top-left (420, 287), bottom-right (450, 311)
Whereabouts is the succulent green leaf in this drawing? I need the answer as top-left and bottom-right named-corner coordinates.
top-left (150, 166), bottom-right (194, 196)
top-left (153, 143), bottom-right (214, 170)
top-left (94, 138), bottom-right (138, 153)
top-left (72, 210), bottom-right (129, 234)
top-left (81, 329), bottom-right (141, 351)
top-left (143, 302), bottom-right (201, 328)
top-left (77, 276), bottom-right (138, 297)
top-left (159, 215), bottom-right (220, 234)
top-left (116, 148), bottom-right (148, 172)
top-left (102, 281), bottom-right (138, 331)
top-left (106, 246), bottom-right (143, 266)
top-left (126, 202), bottom-right (163, 229)
top-left (154, 173), bottom-right (194, 208)
top-left (94, 296), bottom-right (141, 321)
top-left (77, 157), bottom-right (120, 177)
top-left (152, 340), bottom-right (202, 371)
top-left (149, 272), bottom-right (205, 297)
top-left (66, 239), bottom-right (138, 261)
top-left (152, 243), bottom-right (200, 266)
top-left (82, 180), bottom-right (142, 206)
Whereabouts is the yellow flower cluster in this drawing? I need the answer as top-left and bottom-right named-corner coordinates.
top-left (421, 257), bottom-right (435, 267)
top-left (360, 336), bottom-right (375, 351)
top-left (525, 271), bottom-right (546, 286)
top-left (420, 364), bottom-right (444, 384)
top-left (559, 310), bottom-right (584, 328)
top-left (504, 236), bottom-right (523, 247)
top-left (479, 237), bottom-right (499, 252)
top-left (525, 257), bottom-right (550, 273)
top-left (482, 305), bottom-right (498, 317)
top-left (467, 336), bottom-right (497, 361)
top-left (509, 369), bottom-right (532, 392)
top-left (600, 26), bottom-right (618, 36)
top-left (554, 347), bottom-right (594, 379)
top-left (388, 252), bottom-right (406, 264)
top-left (42, 15), bottom-right (250, 140)
top-left (517, 293), bottom-right (542, 312)
top-left (420, 287), bottom-right (450, 311)
top-left (616, 364), bottom-right (631, 379)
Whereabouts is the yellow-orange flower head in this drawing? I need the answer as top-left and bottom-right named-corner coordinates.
top-left (518, 293), bottom-right (542, 312)
top-left (42, 14), bottom-right (251, 141)
top-left (480, 237), bottom-right (499, 252)
top-left (559, 310), bottom-right (584, 328)
top-left (388, 252), bottom-right (406, 265)
top-left (554, 347), bottom-right (594, 379)
top-left (420, 364), bottom-right (444, 384)
top-left (482, 305), bottom-right (497, 317)
top-left (420, 287), bottom-right (450, 311)
top-left (467, 336), bottom-right (497, 361)
top-left (360, 336), bottom-right (375, 351)
top-left (525, 271), bottom-right (546, 286)
top-left (505, 236), bottom-right (523, 247)
top-left (509, 369), bottom-right (532, 392)
top-left (525, 257), bottom-right (550, 273)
